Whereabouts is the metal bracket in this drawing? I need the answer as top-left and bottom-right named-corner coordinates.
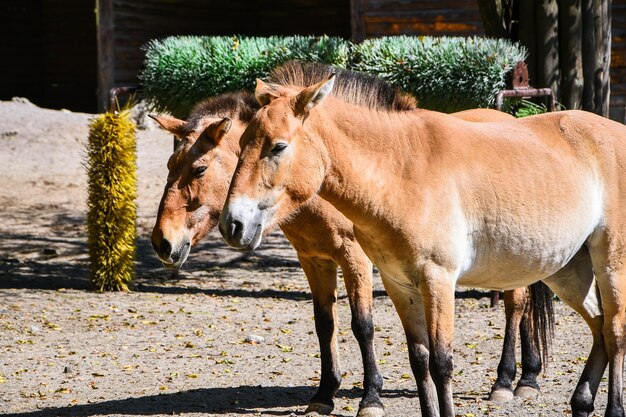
top-left (495, 62), bottom-right (556, 112)
top-left (108, 86), bottom-right (138, 113)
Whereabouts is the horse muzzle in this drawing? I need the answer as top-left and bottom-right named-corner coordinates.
top-left (219, 197), bottom-right (264, 251)
top-left (151, 234), bottom-right (191, 269)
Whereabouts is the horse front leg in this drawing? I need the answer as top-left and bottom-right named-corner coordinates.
top-left (299, 257), bottom-right (342, 416)
top-left (489, 288), bottom-right (525, 401)
top-left (338, 242), bottom-right (385, 417)
top-left (419, 267), bottom-right (456, 417)
top-left (382, 274), bottom-right (439, 417)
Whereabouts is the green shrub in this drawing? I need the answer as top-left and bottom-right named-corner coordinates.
top-left (140, 35), bottom-right (351, 117)
top-left (85, 109), bottom-right (137, 291)
top-left (139, 35), bottom-right (525, 116)
top-left (513, 99), bottom-right (548, 118)
top-left (351, 36), bottom-right (526, 113)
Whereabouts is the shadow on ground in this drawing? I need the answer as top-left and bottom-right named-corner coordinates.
top-left (0, 209), bottom-right (495, 302)
top-left (3, 385), bottom-right (417, 417)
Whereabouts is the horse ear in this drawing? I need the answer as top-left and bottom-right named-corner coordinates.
top-left (295, 73), bottom-right (336, 115)
top-left (255, 79), bottom-right (278, 106)
top-left (149, 114), bottom-right (186, 138)
top-left (205, 117), bottom-right (232, 144)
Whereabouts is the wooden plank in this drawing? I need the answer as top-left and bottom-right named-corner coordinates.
top-left (351, 0), bottom-right (366, 42)
top-left (536, 1), bottom-right (560, 99)
top-left (593, 0), bottom-right (611, 115)
top-left (363, 15), bottom-right (482, 37)
top-left (364, 0), bottom-right (479, 12)
top-left (559, 0), bottom-right (583, 109)
top-left (97, 0), bottom-right (115, 112)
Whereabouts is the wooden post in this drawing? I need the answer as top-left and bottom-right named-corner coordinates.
top-left (536, 0), bottom-right (560, 101)
top-left (478, 0), bottom-right (509, 38)
top-left (559, 0), bottom-right (584, 109)
top-left (518, 0), bottom-right (538, 88)
top-left (593, 0), bottom-right (611, 116)
top-left (582, 0), bottom-right (596, 111)
top-left (490, 290), bottom-right (500, 308)
top-left (350, 0), bottom-right (365, 43)
top-left (96, 0), bottom-right (115, 113)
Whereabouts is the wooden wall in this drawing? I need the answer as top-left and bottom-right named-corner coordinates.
top-left (0, 0), bottom-right (97, 111)
top-left (106, 0), bottom-right (351, 110)
top-left (352, 0), bottom-right (483, 41)
top-left (353, 0), bottom-right (626, 122)
top-left (2, 0), bottom-right (626, 120)
top-left (610, 0), bottom-right (626, 121)
top-left (1, 0), bottom-right (349, 112)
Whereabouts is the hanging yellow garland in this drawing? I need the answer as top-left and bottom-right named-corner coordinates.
top-left (85, 107), bottom-right (137, 291)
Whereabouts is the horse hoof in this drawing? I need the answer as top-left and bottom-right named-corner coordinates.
top-left (357, 405), bottom-right (386, 417)
top-left (488, 389), bottom-right (514, 402)
top-left (304, 402), bottom-right (333, 416)
top-left (514, 385), bottom-right (540, 399)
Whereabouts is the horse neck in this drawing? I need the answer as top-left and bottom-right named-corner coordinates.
top-left (311, 100), bottom-right (429, 224)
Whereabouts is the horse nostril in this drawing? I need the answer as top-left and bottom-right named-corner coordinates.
top-left (230, 220), bottom-right (244, 241)
top-left (160, 238), bottom-right (173, 259)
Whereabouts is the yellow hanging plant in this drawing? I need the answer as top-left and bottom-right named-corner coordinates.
top-left (85, 107), bottom-right (137, 291)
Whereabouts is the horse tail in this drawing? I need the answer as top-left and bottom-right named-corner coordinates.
top-left (528, 281), bottom-right (555, 366)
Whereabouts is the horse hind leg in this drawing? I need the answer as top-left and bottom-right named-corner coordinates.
top-left (587, 228), bottom-right (626, 417)
top-left (543, 246), bottom-right (607, 417)
top-left (515, 281), bottom-right (555, 399)
top-left (298, 257), bottom-right (341, 416)
top-left (489, 288), bottom-right (526, 401)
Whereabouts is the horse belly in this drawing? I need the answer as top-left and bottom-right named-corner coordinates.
top-left (456, 246), bottom-right (582, 290)
top-left (451, 153), bottom-right (605, 290)
top-left (457, 206), bottom-right (600, 291)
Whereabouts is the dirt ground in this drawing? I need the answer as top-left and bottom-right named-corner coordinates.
top-left (0, 99), bottom-right (610, 417)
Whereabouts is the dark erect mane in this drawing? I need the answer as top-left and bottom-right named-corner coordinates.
top-left (183, 91), bottom-right (260, 134)
top-left (182, 61), bottom-right (416, 134)
top-left (268, 61), bottom-right (417, 111)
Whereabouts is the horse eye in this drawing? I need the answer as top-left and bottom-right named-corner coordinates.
top-left (193, 166), bottom-right (207, 177)
top-left (271, 142), bottom-right (288, 155)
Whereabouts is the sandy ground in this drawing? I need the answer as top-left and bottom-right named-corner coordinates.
top-left (0, 99), bottom-right (609, 416)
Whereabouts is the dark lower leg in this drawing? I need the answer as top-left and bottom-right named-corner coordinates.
top-left (407, 341), bottom-right (439, 417)
top-left (570, 316), bottom-right (607, 417)
top-left (298, 258), bottom-right (341, 414)
top-left (605, 361), bottom-right (625, 417)
top-left (429, 345), bottom-right (454, 416)
top-left (491, 312), bottom-right (518, 396)
top-left (309, 299), bottom-right (341, 409)
top-left (349, 302), bottom-right (384, 411)
top-left (605, 336), bottom-right (625, 417)
top-left (421, 279), bottom-right (455, 417)
top-left (570, 338), bottom-right (606, 417)
top-left (517, 313), bottom-right (541, 392)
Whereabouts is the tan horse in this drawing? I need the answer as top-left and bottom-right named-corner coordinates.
top-left (151, 81), bottom-right (412, 416)
top-left (152, 62), bottom-right (551, 414)
top-left (220, 73), bottom-right (615, 417)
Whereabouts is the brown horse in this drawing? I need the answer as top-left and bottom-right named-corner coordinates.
top-left (152, 63), bottom-right (551, 414)
top-left (151, 82), bottom-right (407, 416)
top-left (220, 72), bottom-right (616, 417)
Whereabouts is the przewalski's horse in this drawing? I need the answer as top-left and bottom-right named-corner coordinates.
top-left (152, 62), bottom-right (552, 413)
top-left (150, 84), bottom-right (409, 416)
top-left (220, 71), bottom-right (615, 417)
